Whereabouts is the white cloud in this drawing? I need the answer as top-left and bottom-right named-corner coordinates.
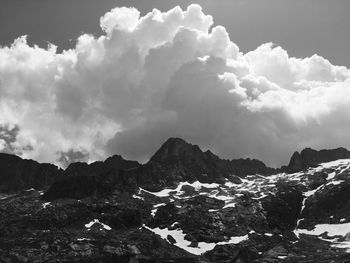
top-left (0, 4), bottom-right (350, 167)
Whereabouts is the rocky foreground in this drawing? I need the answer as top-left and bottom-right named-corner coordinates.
top-left (1, 138), bottom-right (350, 262)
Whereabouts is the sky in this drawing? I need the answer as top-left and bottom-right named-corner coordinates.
top-left (2, 0), bottom-right (350, 67)
top-left (0, 0), bottom-right (350, 167)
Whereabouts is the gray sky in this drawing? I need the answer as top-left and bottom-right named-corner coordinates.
top-left (1, 0), bottom-right (350, 66)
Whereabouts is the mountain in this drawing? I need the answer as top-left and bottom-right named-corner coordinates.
top-left (2, 140), bottom-right (350, 262)
top-left (43, 137), bottom-right (276, 199)
top-left (64, 154), bottom-right (140, 177)
top-left (285, 147), bottom-right (350, 173)
top-left (132, 137), bottom-right (276, 191)
top-left (0, 153), bottom-right (62, 193)
top-left (0, 151), bottom-right (140, 199)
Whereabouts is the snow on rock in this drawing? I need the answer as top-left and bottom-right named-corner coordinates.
top-left (77, 238), bottom-right (91, 241)
top-left (294, 222), bottom-right (350, 252)
top-left (295, 222), bottom-right (350, 237)
top-left (143, 225), bottom-right (248, 255)
top-left (293, 159), bottom-right (350, 236)
top-left (42, 202), bottom-right (51, 209)
top-left (85, 219), bottom-right (112, 231)
top-left (326, 172), bottom-right (336, 181)
top-left (0, 195), bottom-right (11, 200)
top-left (319, 159), bottom-right (350, 170)
top-left (151, 203), bottom-right (166, 217)
top-left (294, 178), bottom-right (333, 234)
top-left (132, 194), bottom-right (144, 200)
top-left (332, 241), bottom-right (350, 252)
top-left (224, 181), bottom-right (240, 188)
top-left (223, 202), bottom-right (236, 209)
top-left (326, 180), bottom-right (345, 186)
top-left (141, 181), bottom-right (220, 198)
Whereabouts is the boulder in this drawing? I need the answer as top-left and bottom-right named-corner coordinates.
top-left (167, 235), bottom-right (176, 244)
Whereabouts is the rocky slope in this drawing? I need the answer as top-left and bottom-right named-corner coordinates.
top-left (2, 139), bottom-right (350, 262)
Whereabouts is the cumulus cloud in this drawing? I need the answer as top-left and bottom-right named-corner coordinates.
top-left (0, 4), bottom-right (350, 167)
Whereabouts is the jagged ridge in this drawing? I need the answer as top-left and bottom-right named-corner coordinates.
top-left (0, 153), bottom-right (63, 193)
top-left (2, 138), bottom-right (350, 198)
top-left (285, 147), bottom-right (350, 173)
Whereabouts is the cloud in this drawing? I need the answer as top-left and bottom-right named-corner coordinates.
top-left (0, 124), bottom-right (20, 153)
top-left (0, 4), bottom-right (350, 167)
top-left (58, 149), bottom-right (90, 169)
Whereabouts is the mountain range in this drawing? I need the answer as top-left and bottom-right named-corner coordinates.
top-left (1, 138), bottom-right (350, 262)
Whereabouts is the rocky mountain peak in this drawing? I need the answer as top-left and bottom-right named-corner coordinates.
top-left (286, 151), bottom-right (303, 173)
top-left (132, 138), bottom-right (276, 191)
top-left (103, 154), bottom-right (140, 170)
top-left (150, 137), bottom-right (206, 163)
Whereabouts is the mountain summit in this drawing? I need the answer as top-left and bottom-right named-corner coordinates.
top-left (150, 137), bottom-right (211, 163)
top-left (134, 137), bottom-right (276, 191)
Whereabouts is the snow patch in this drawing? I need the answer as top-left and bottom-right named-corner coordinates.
top-left (132, 194), bottom-right (144, 200)
top-left (85, 219), bottom-right (112, 231)
top-left (295, 222), bottom-right (350, 237)
top-left (326, 172), bottom-right (336, 180)
top-left (77, 238), bottom-right (91, 241)
top-left (326, 180), bottom-right (344, 186)
top-left (140, 181), bottom-right (219, 198)
top-left (151, 203), bottom-right (166, 217)
top-left (42, 202), bottom-right (51, 209)
top-left (144, 225), bottom-right (248, 255)
top-left (223, 202), bottom-right (236, 209)
top-left (319, 159), bottom-right (350, 169)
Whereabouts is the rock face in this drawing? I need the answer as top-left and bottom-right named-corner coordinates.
top-left (0, 153), bottom-right (62, 193)
top-left (285, 147), bottom-right (350, 173)
top-left (261, 181), bottom-right (304, 232)
top-left (300, 177), bottom-right (350, 229)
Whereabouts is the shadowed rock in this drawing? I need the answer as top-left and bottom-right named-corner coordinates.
top-left (43, 155), bottom-right (140, 200)
top-left (0, 153), bottom-right (63, 193)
